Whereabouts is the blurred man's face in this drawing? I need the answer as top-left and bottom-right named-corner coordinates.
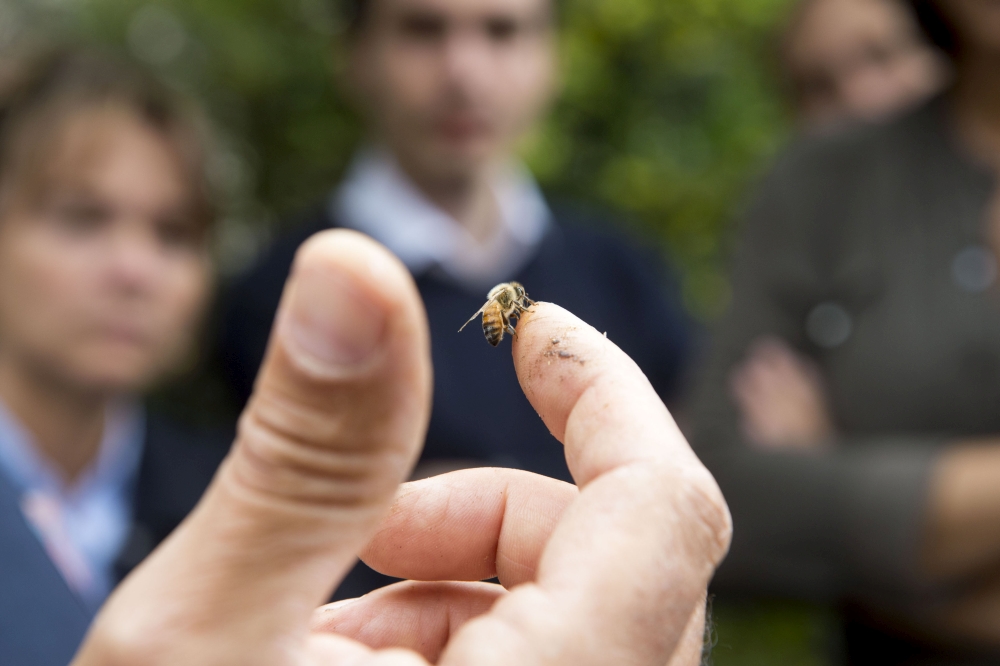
top-left (786, 0), bottom-right (946, 130)
top-left (0, 109), bottom-right (211, 395)
top-left (347, 0), bottom-right (557, 184)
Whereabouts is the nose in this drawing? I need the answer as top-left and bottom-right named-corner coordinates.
top-left (441, 26), bottom-right (493, 93)
top-left (104, 219), bottom-right (163, 296)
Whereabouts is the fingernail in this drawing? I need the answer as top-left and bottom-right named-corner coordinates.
top-left (282, 267), bottom-right (387, 368)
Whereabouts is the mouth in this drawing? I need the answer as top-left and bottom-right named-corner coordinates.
top-left (432, 116), bottom-right (493, 143)
top-left (95, 324), bottom-right (152, 347)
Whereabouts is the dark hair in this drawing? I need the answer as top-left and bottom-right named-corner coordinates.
top-left (0, 46), bottom-right (216, 228)
top-left (906, 0), bottom-right (958, 56)
top-left (341, 0), bottom-right (368, 31)
top-left (339, 0), bottom-right (559, 32)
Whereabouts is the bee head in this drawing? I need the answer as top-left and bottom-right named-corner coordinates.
top-left (510, 282), bottom-right (525, 299)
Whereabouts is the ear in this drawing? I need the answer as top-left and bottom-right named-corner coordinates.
top-left (539, 25), bottom-right (563, 107)
top-left (332, 37), bottom-right (373, 115)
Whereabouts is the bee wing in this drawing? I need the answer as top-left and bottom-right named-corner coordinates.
top-left (458, 299), bottom-right (494, 332)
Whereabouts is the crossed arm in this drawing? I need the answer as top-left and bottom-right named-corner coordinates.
top-left (72, 230), bottom-right (732, 666)
top-left (730, 336), bottom-right (1000, 649)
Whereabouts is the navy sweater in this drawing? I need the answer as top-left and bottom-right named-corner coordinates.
top-left (220, 202), bottom-right (692, 484)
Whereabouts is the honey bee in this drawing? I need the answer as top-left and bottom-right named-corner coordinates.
top-left (459, 282), bottom-right (536, 346)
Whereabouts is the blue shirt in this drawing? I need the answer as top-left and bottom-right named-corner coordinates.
top-left (333, 147), bottom-right (551, 292)
top-left (0, 399), bottom-right (144, 610)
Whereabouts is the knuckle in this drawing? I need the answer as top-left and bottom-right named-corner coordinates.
top-left (80, 613), bottom-right (165, 666)
top-left (675, 469), bottom-right (733, 568)
top-left (231, 396), bottom-right (410, 509)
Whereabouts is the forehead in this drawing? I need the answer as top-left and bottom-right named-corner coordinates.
top-left (373, 0), bottom-right (552, 20)
top-left (49, 110), bottom-right (182, 182)
top-left (3, 104), bottom-right (181, 208)
top-left (790, 0), bottom-right (902, 57)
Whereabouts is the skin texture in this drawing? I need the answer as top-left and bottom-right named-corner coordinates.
top-left (0, 108), bottom-right (210, 482)
top-left (72, 230), bottom-right (732, 665)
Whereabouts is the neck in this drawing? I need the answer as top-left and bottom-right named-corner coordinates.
top-left (952, 51), bottom-right (1000, 169)
top-left (397, 157), bottom-right (502, 242)
top-left (0, 353), bottom-right (108, 485)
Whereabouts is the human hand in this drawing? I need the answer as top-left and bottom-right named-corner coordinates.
top-left (72, 230), bottom-right (731, 665)
top-left (729, 336), bottom-right (834, 450)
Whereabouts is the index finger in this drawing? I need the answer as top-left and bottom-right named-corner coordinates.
top-left (515, 303), bottom-right (707, 485)
top-left (442, 303), bottom-right (732, 665)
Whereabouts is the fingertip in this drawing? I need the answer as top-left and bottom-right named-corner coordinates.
top-left (511, 302), bottom-right (702, 490)
top-left (291, 229), bottom-right (419, 322)
top-left (511, 302), bottom-right (628, 442)
top-left (273, 230), bottom-right (429, 378)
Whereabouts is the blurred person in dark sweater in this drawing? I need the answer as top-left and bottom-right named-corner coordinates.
top-left (0, 49), bottom-right (230, 665)
top-left (691, 0), bottom-right (1000, 662)
top-left (781, 0), bottom-right (947, 131)
top-left (219, 0), bottom-right (692, 596)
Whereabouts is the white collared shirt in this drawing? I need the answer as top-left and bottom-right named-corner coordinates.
top-left (331, 148), bottom-right (551, 291)
top-left (0, 399), bottom-right (144, 609)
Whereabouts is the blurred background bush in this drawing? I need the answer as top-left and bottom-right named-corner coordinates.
top-left (0, 0), bottom-right (792, 319)
top-left (0, 0), bottom-right (818, 662)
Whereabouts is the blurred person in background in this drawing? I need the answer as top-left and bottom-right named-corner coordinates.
top-left (0, 49), bottom-right (229, 665)
top-left (691, 0), bottom-right (1000, 663)
top-left (219, 0), bottom-right (691, 597)
top-left (782, 0), bottom-right (947, 131)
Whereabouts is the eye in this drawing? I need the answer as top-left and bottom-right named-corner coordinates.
top-left (397, 12), bottom-right (447, 42)
top-left (485, 16), bottom-right (519, 43)
top-left (156, 215), bottom-right (205, 252)
top-left (861, 41), bottom-right (896, 66)
top-left (47, 199), bottom-right (112, 237)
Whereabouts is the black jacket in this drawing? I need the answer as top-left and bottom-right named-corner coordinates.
top-left (0, 414), bottom-right (230, 666)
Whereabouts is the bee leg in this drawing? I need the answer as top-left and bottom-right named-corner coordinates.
top-left (500, 312), bottom-right (517, 339)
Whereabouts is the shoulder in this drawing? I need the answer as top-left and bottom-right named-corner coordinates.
top-left (137, 413), bottom-right (231, 523)
top-left (539, 198), bottom-right (685, 322)
top-left (117, 413), bottom-right (232, 577)
top-left (539, 199), bottom-right (692, 396)
top-left (546, 198), bottom-right (668, 275)
top-left (733, 99), bottom-right (945, 254)
top-left (763, 98), bottom-right (940, 198)
top-left (226, 205), bottom-right (332, 309)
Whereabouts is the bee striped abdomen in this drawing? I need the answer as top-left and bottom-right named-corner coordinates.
top-left (458, 281), bottom-right (533, 346)
top-left (482, 304), bottom-right (504, 346)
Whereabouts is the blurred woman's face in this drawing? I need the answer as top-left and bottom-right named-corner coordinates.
top-left (786, 0), bottom-right (946, 129)
top-left (0, 109), bottom-right (211, 395)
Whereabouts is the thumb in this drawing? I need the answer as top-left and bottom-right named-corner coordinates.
top-left (75, 230), bottom-right (432, 665)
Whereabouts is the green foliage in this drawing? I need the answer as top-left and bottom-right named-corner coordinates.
top-left (530, 0), bottom-right (793, 317)
top-left (3, 0), bottom-right (793, 317)
top-left (709, 600), bottom-right (835, 666)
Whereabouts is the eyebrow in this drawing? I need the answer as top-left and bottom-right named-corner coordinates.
top-left (389, 2), bottom-right (553, 26)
